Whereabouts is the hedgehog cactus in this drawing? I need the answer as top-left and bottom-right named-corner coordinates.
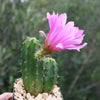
top-left (13, 11), bottom-right (87, 100)
top-left (22, 37), bottom-right (58, 96)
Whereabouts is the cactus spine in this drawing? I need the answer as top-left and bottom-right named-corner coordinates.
top-left (22, 37), bottom-right (58, 96)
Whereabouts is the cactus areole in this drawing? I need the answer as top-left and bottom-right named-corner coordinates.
top-left (22, 37), bottom-right (58, 96)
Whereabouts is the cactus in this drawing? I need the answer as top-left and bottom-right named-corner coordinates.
top-left (22, 37), bottom-right (58, 96)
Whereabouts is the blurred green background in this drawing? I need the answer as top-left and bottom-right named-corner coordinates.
top-left (0, 0), bottom-right (100, 100)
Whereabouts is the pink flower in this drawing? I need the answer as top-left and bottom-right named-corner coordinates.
top-left (40, 12), bottom-right (87, 54)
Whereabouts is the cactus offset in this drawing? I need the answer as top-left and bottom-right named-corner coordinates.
top-left (43, 58), bottom-right (58, 93)
top-left (22, 37), bottom-right (58, 96)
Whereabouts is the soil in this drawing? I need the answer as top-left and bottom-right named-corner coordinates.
top-left (13, 78), bottom-right (63, 100)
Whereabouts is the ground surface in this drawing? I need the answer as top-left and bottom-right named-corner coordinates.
top-left (13, 78), bottom-right (63, 100)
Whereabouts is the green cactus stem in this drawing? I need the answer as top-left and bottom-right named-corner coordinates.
top-left (22, 37), bottom-right (58, 96)
top-left (22, 37), bottom-right (43, 95)
top-left (43, 58), bottom-right (58, 93)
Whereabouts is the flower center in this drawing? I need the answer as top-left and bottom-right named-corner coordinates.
top-left (35, 44), bottom-right (53, 59)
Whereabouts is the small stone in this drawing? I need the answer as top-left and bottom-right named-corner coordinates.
top-left (35, 93), bottom-right (42, 100)
top-left (18, 96), bottom-right (24, 100)
top-left (26, 93), bottom-right (34, 100)
top-left (14, 92), bottom-right (22, 98)
top-left (52, 85), bottom-right (60, 93)
top-left (47, 95), bottom-right (56, 100)
top-left (42, 93), bottom-right (48, 98)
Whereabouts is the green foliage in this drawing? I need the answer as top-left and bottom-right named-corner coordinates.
top-left (22, 37), bottom-right (58, 95)
top-left (0, 0), bottom-right (100, 100)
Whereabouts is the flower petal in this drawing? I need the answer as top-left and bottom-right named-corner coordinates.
top-left (58, 13), bottom-right (67, 26)
top-left (39, 31), bottom-right (46, 38)
top-left (56, 43), bottom-right (64, 49)
top-left (65, 43), bottom-right (87, 51)
top-left (47, 12), bottom-right (58, 32)
top-left (50, 43), bottom-right (64, 52)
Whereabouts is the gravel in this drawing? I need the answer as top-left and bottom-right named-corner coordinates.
top-left (13, 78), bottom-right (63, 100)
